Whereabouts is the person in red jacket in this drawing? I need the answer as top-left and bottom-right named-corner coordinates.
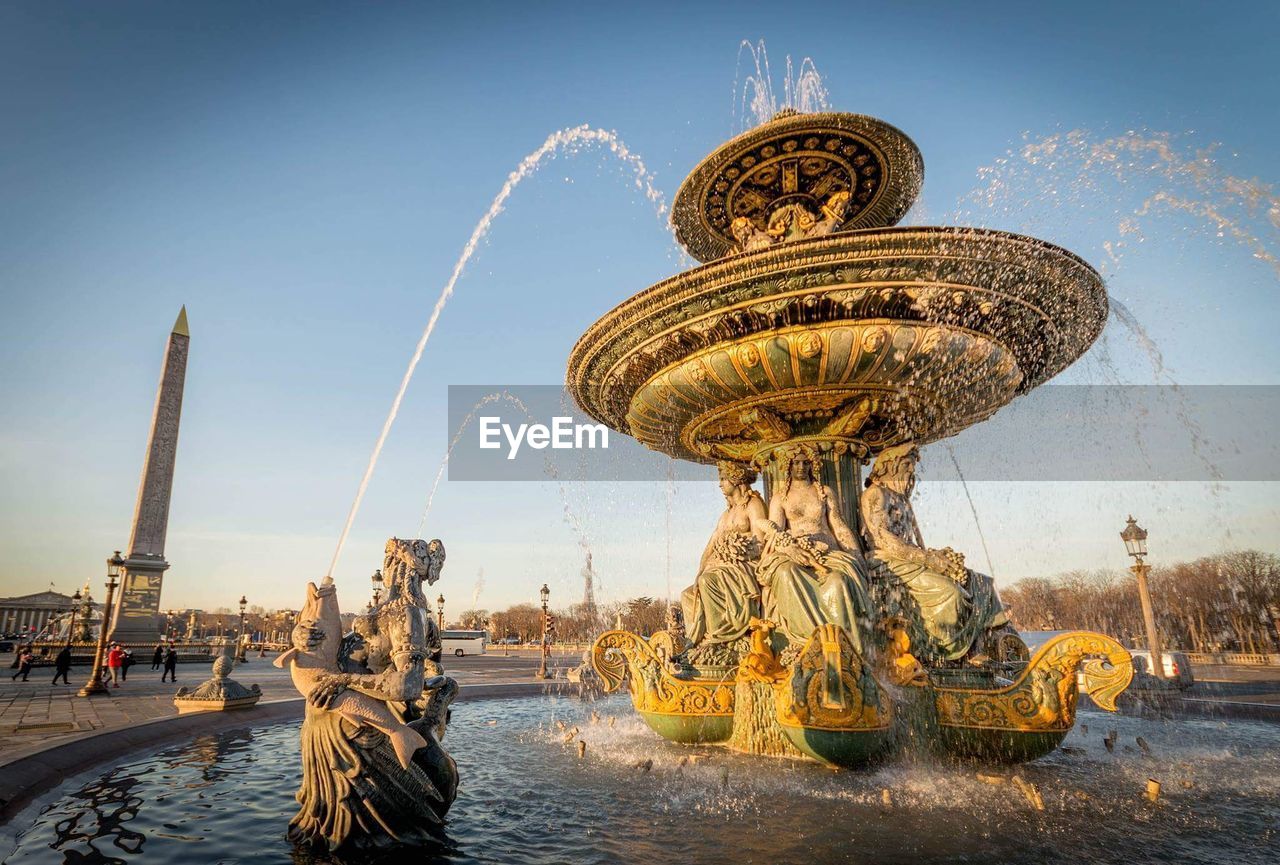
top-left (106, 643), bottom-right (125, 688)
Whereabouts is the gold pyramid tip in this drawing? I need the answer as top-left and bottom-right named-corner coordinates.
top-left (172, 305), bottom-right (189, 337)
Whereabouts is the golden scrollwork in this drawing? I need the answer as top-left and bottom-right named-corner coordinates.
top-left (590, 630), bottom-right (734, 717)
top-left (776, 624), bottom-right (892, 731)
top-left (934, 631), bottom-right (1133, 732)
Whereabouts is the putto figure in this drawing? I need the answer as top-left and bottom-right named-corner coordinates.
top-left (680, 461), bottom-right (768, 649)
top-left (861, 444), bottom-right (1011, 663)
top-left (810, 190), bottom-right (852, 236)
top-left (279, 537), bottom-right (457, 853)
top-left (730, 216), bottom-right (776, 253)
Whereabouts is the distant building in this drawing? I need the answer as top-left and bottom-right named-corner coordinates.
top-left (0, 591), bottom-right (77, 637)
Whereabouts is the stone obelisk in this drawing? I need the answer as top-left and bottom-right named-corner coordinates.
top-left (109, 307), bottom-right (189, 644)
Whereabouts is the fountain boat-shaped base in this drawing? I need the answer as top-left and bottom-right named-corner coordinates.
top-left (592, 626), bottom-right (1131, 767)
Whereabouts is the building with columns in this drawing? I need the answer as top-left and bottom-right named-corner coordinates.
top-left (0, 590), bottom-right (77, 638)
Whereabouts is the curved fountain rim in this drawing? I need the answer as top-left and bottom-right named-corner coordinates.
top-left (566, 225), bottom-right (1107, 420)
top-left (0, 682), bottom-right (570, 828)
top-left (571, 225), bottom-right (1103, 355)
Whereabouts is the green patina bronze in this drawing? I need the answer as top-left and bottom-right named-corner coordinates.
top-left (638, 712), bottom-right (735, 745)
top-left (780, 725), bottom-right (896, 767)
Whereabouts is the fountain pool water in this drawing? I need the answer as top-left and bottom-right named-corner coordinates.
top-left (5, 696), bottom-right (1278, 865)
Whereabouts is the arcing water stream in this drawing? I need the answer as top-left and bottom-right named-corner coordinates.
top-left (959, 130), bottom-right (1278, 491)
top-left (328, 126), bottom-right (669, 579)
top-left (963, 130), bottom-right (1278, 381)
top-left (334, 53), bottom-right (1277, 601)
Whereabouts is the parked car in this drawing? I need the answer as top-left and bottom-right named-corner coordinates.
top-left (0, 640), bottom-right (14, 653)
top-left (1128, 650), bottom-right (1195, 689)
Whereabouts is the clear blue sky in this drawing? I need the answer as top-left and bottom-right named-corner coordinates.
top-left (1, 1), bottom-right (1276, 614)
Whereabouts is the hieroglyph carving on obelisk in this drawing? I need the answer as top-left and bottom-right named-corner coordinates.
top-left (110, 307), bottom-right (189, 643)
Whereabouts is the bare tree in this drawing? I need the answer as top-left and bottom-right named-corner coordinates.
top-left (1002, 550), bottom-right (1279, 653)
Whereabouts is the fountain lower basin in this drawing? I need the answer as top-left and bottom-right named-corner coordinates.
top-left (4, 696), bottom-right (1277, 865)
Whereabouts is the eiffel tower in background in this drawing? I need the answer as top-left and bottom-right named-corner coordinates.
top-left (581, 551), bottom-right (597, 613)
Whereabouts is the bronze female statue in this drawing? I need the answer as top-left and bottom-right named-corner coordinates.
top-left (756, 444), bottom-right (873, 653)
top-left (679, 461), bottom-right (768, 648)
top-left (861, 444), bottom-right (1011, 663)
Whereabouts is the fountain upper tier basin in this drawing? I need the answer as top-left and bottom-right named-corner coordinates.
top-left (670, 110), bottom-right (925, 262)
top-left (567, 226), bottom-right (1107, 464)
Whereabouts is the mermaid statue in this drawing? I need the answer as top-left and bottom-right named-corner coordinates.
top-left (279, 538), bottom-right (458, 853)
top-left (756, 444), bottom-right (873, 654)
top-left (861, 444), bottom-right (1012, 664)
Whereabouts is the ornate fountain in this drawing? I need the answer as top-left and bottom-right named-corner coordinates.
top-left (569, 109), bottom-right (1134, 765)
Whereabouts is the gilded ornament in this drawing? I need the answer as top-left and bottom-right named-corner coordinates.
top-left (934, 632), bottom-right (1132, 732)
top-left (776, 624), bottom-right (891, 731)
top-left (796, 330), bottom-right (823, 358)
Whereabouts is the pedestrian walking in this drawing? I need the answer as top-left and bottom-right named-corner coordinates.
top-left (162, 646), bottom-right (178, 683)
top-left (9, 647), bottom-right (34, 682)
top-left (151, 644), bottom-right (163, 670)
top-left (121, 648), bottom-right (135, 681)
top-left (52, 645), bottom-right (72, 685)
top-left (106, 643), bottom-right (125, 688)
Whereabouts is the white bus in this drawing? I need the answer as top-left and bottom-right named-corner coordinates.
top-left (441, 629), bottom-right (487, 657)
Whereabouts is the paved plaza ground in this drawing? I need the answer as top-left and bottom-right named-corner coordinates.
top-left (0, 647), bottom-right (580, 762)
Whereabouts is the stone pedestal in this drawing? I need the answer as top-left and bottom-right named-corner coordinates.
top-left (728, 678), bottom-right (802, 757)
top-left (173, 649), bottom-right (262, 714)
top-left (110, 554), bottom-right (167, 644)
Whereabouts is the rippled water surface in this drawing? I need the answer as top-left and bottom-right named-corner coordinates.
top-left (4, 696), bottom-right (1278, 864)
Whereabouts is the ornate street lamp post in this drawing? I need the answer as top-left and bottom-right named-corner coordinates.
top-left (371, 569), bottom-right (384, 607)
top-left (67, 589), bottom-right (82, 647)
top-left (237, 595), bottom-right (248, 662)
top-left (437, 594), bottom-right (445, 630)
top-left (1121, 516), bottom-right (1165, 680)
top-left (537, 584), bottom-right (551, 680)
top-left (79, 551), bottom-right (123, 696)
